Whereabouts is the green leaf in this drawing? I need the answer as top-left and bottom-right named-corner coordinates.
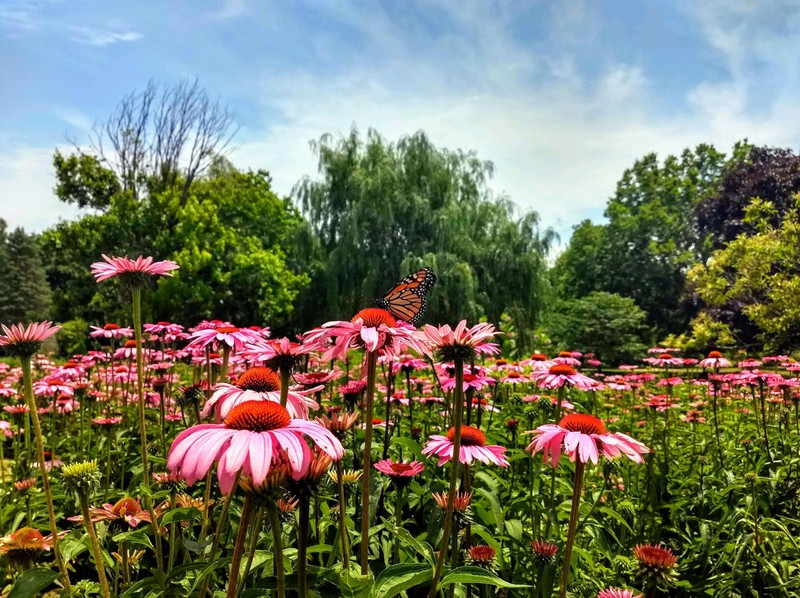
top-left (8, 568), bottom-right (59, 598)
top-left (372, 563), bottom-right (433, 598)
top-left (160, 506), bottom-right (202, 526)
top-left (439, 566), bottom-right (529, 589)
top-left (338, 563), bottom-right (374, 598)
top-left (112, 529), bottom-right (155, 549)
top-left (382, 518), bottom-right (435, 566)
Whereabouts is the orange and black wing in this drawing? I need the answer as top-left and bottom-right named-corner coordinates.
top-left (374, 267), bottom-right (437, 325)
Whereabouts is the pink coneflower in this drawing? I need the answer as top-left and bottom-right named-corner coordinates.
top-left (553, 351), bottom-right (581, 367)
top-left (532, 364), bottom-right (596, 390)
top-left (634, 544), bottom-right (678, 575)
top-left (391, 354), bottom-right (428, 374)
top-left (242, 337), bottom-right (318, 371)
top-left (167, 400), bottom-right (344, 495)
top-left (187, 325), bottom-right (261, 353)
top-left (0, 527), bottom-right (66, 566)
top-left (648, 353), bottom-right (684, 367)
top-left (90, 254), bottom-right (179, 284)
top-left (520, 353), bottom-right (556, 369)
top-left (526, 413), bottom-right (650, 466)
top-left (440, 371), bottom-right (495, 392)
top-left (68, 497), bottom-right (159, 530)
top-left (619, 364), bottom-right (639, 371)
top-left (144, 321), bottom-right (184, 337)
top-left (201, 366), bottom-right (317, 421)
top-left (33, 378), bottom-right (74, 398)
top-left (681, 410), bottom-right (706, 424)
top-left (374, 459), bottom-right (425, 483)
top-left (699, 351), bottom-right (731, 369)
top-left (305, 308), bottom-right (423, 361)
top-left (598, 589), bottom-right (643, 598)
top-left (418, 320), bottom-right (498, 362)
top-left (467, 545), bottom-right (496, 568)
top-left (657, 377), bottom-right (683, 387)
top-left (92, 416), bottom-right (123, 427)
top-left (3, 405), bottom-right (29, 415)
top-left (423, 425), bottom-right (509, 467)
top-left (0, 322), bottom-right (60, 356)
top-left (432, 490), bottom-right (472, 512)
top-left (531, 540), bottom-right (559, 564)
top-left (89, 323), bottom-right (134, 339)
top-left (293, 370), bottom-right (341, 387)
top-left (500, 371), bottom-right (529, 384)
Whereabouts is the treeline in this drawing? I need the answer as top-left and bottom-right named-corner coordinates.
top-left (550, 144), bottom-right (800, 358)
top-left (6, 81), bottom-right (800, 360)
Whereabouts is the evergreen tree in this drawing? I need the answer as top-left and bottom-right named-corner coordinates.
top-left (0, 220), bottom-right (51, 324)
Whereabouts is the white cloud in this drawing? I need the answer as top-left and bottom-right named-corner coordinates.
top-left (0, 146), bottom-right (82, 231)
top-left (69, 28), bottom-right (142, 46)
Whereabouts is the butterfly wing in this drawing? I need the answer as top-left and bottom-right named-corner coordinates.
top-left (374, 267), bottom-right (437, 325)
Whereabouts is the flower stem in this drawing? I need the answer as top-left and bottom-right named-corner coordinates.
top-left (360, 351), bottom-right (378, 575)
top-left (279, 366), bottom-right (291, 409)
top-left (393, 484), bottom-right (404, 563)
top-left (558, 460), bottom-right (585, 598)
top-left (266, 503), bottom-right (286, 598)
top-left (78, 492), bottom-right (111, 598)
top-left (428, 357), bottom-right (465, 598)
top-left (132, 287), bottom-right (165, 573)
top-left (297, 494), bottom-right (310, 598)
top-left (336, 459), bottom-right (351, 565)
top-left (227, 494), bottom-right (253, 598)
top-left (20, 356), bottom-right (71, 594)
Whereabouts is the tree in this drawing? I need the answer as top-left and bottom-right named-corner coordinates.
top-left (696, 146), bottom-right (800, 248)
top-left (553, 143), bottom-right (747, 337)
top-left (0, 220), bottom-right (51, 324)
top-left (40, 165), bottom-right (310, 330)
top-left (53, 150), bottom-right (121, 209)
top-left (293, 127), bottom-right (556, 342)
top-left (688, 196), bottom-right (800, 351)
top-left (544, 292), bottom-right (649, 364)
top-left (84, 79), bottom-right (236, 203)
top-left (551, 220), bottom-right (604, 299)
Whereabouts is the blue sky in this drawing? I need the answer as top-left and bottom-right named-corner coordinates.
top-left (2, 0), bottom-right (800, 244)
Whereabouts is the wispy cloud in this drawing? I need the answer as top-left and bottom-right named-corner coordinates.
top-left (68, 27), bottom-right (142, 46)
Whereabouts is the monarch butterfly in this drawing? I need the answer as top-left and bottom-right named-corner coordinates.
top-left (374, 267), bottom-right (437, 326)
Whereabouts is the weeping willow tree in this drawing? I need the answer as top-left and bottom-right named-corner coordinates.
top-left (293, 128), bottom-right (555, 346)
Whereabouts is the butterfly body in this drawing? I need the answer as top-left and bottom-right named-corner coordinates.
top-left (374, 267), bottom-right (437, 326)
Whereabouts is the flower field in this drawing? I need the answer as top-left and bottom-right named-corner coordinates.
top-left (0, 256), bottom-right (797, 598)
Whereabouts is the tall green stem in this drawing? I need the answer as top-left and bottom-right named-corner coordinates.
top-left (227, 495), bottom-right (253, 598)
top-left (336, 460), bottom-right (351, 565)
top-left (267, 503), bottom-right (286, 598)
top-left (428, 358), bottom-right (465, 598)
top-left (132, 287), bottom-right (165, 573)
top-left (558, 460), bottom-right (585, 598)
top-left (279, 366), bottom-right (291, 408)
top-left (78, 492), bottom-right (111, 598)
top-left (20, 356), bottom-right (71, 593)
top-left (360, 351), bottom-right (378, 574)
top-left (297, 495), bottom-right (310, 598)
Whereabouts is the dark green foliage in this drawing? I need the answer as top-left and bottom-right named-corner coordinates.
top-left (696, 145), bottom-right (800, 248)
top-left (0, 220), bottom-right (51, 325)
top-left (41, 162), bottom-right (309, 330)
top-left (53, 150), bottom-right (121, 210)
top-left (294, 128), bottom-right (555, 341)
top-left (544, 292), bottom-right (649, 364)
top-left (553, 144), bottom-right (748, 338)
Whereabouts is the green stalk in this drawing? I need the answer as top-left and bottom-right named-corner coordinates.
top-left (428, 357), bottom-right (465, 598)
top-left (297, 495), bottom-right (310, 598)
top-left (360, 351), bottom-right (379, 575)
top-left (279, 366), bottom-right (291, 408)
top-left (20, 356), bottom-right (71, 593)
top-left (132, 287), bottom-right (165, 573)
top-left (227, 495), bottom-right (253, 598)
top-left (78, 492), bottom-right (111, 598)
top-left (558, 460), bottom-right (585, 598)
top-left (266, 503), bottom-right (286, 598)
top-left (336, 460), bottom-right (351, 565)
